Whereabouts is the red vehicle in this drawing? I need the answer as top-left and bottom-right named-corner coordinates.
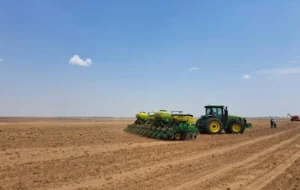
top-left (287, 113), bottom-right (300, 121)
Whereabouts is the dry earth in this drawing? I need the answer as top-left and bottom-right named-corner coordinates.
top-left (0, 118), bottom-right (300, 190)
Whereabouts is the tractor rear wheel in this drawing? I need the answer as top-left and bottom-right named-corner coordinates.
top-left (204, 117), bottom-right (223, 134)
top-left (229, 120), bottom-right (245, 134)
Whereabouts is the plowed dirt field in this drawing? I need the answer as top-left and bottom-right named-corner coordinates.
top-left (0, 119), bottom-right (300, 190)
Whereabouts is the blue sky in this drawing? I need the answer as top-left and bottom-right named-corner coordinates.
top-left (1, 0), bottom-right (300, 117)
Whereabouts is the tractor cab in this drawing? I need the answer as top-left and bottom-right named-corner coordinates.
top-left (204, 105), bottom-right (228, 124)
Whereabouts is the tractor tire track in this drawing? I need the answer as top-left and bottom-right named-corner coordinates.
top-left (1, 120), bottom-right (299, 190)
top-left (190, 136), bottom-right (300, 190)
top-left (53, 127), bottom-right (300, 190)
top-left (0, 141), bottom-right (178, 167)
top-left (1, 123), bottom-right (295, 171)
top-left (171, 133), bottom-right (300, 190)
top-left (243, 150), bottom-right (300, 190)
top-left (0, 121), bottom-right (293, 168)
top-left (261, 157), bottom-right (300, 190)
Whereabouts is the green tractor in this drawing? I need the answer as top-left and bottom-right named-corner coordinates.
top-left (195, 105), bottom-right (252, 134)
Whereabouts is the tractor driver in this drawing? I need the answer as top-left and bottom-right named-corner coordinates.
top-left (211, 109), bottom-right (218, 116)
top-left (207, 108), bottom-right (217, 116)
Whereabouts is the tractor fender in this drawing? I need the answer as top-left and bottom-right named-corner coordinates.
top-left (205, 115), bottom-right (217, 118)
top-left (196, 115), bottom-right (215, 123)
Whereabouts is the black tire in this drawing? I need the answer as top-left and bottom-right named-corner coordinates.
top-left (204, 117), bottom-right (223, 134)
top-left (228, 120), bottom-right (245, 134)
top-left (240, 122), bottom-right (246, 134)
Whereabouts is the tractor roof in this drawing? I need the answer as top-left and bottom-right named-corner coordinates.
top-left (204, 105), bottom-right (224, 108)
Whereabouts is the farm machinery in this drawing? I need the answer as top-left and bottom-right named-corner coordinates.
top-left (196, 105), bottom-right (252, 134)
top-left (287, 113), bottom-right (300, 121)
top-left (124, 105), bottom-right (253, 140)
top-left (124, 110), bottom-right (199, 140)
top-left (134, 111), bottom-right (155, 125)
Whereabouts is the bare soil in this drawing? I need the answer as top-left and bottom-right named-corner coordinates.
top-left (0, 118), bottom-right (300, 190)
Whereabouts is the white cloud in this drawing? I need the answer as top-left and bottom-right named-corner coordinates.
top-left (255, 66), bottom-right (300, 75)
top-left (188, 67), bottom-right (199, 71)
top-left (0, 58), bottom-right (3, 63)
top-left (242, 66), bottom-right (300, 79)
top-left (241, 74), bottom-right (251, 79)
top-left (69, 55), bottom-right (92, 67)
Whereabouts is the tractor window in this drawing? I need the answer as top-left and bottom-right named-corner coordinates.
top-left (206, 108), bottom-right (217, 115)
top-left (212, 108), bottom-right (217, 115)
top-left (217, 108), bottom-right (223, 116)
top-left (206, 107), bottom-right (223, 116)
top-left (206, 108), bottom-right (212, 115)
